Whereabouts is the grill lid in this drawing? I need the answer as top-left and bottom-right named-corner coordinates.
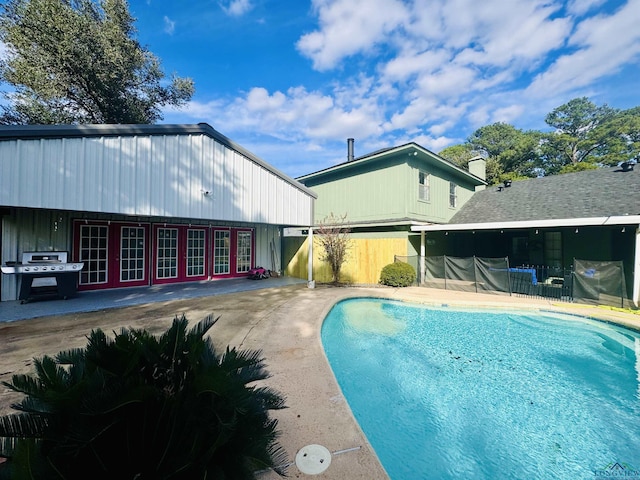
top-left (23, 251), bottom-right (68, 264)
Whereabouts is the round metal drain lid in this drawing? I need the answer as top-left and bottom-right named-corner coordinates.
top-left (295, 444), bottom-right (331, 475)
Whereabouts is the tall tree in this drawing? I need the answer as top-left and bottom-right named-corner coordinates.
top-left (0, 0), bottom-right (194, 124)
top-left (466, 122), bottom-right (541, 182)
top-left (595, 106), bottom-right (640, 166)
top-left (541, 97), bottom-right (618, 173)
top-left (438, 144), bottom-right (479, 169)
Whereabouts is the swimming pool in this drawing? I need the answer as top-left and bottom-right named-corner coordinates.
top-left (321, 298), bottom-right (640, 480)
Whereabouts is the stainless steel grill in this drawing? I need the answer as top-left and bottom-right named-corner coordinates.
top-left (1, 251), bottom-right (84, 303)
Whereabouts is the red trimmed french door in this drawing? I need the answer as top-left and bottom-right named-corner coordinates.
top-left (74, 221), bottom-right (150, 291)
top-left (211, 228), bottom-right (254, 278)
top-left (74, 222), bottom-right (254, 289)
top-left (152, 225), bottom-right (208, 284)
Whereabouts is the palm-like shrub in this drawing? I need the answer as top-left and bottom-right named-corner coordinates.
top-left (380, 261), bottom-right (417, 287)
top-left (0, 315), bottom-right (287, 479)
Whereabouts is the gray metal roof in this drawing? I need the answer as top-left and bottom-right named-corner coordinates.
top-left (450, 165), bottom-right (640, 224)
top-left (0, 123), bottom-right (317, 198)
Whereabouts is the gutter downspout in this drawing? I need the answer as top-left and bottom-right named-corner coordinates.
top-left (633, 225), bottom-right (640, 307)
top-left (308, 227), bottom-right (314, 288)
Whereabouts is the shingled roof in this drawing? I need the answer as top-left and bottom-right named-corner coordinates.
top-left (450, 165), bottom-right (640, 224)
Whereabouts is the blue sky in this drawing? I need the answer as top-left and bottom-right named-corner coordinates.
top-left (135, 0), bottom-right (638, 178)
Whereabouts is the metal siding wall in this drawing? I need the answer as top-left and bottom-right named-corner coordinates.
top-left (211, 141), bottom-right (224, 220)
top-left (254, 224), bottom-right (281, 271)
top-left (0, 142), bottom-right (16, 205)
top-left (20, 141), bottom-right (41, 208)
top-left (1, 215), bottom-right (18, 301)
top-left (85, 138), bottom-right (102, 212)
top-left (0, 134), bottom-right (313, 226)
top-left (137, 136), bottom-right (150, 215)
top-left (235, 150), bottom-right (244, 220)
top-left (166, 136), bottom-right (178, 216)
top-left (119, 137), bottom-right (136, 213)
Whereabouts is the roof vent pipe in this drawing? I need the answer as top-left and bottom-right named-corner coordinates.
top-left (347, 138), bottom-right (354, 162)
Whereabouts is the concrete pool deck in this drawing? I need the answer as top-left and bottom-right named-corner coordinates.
top-left (1, 283), bottom-right (639, 479)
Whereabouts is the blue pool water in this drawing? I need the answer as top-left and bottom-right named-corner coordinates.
top-left (321, 298), bottom-right (640, 480)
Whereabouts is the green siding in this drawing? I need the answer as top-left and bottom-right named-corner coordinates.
top-left (302, 151), bottom-right (481, 225)
top-left (308, 160), bottom-right (408, 223)
top-left (406, 158), bottom-right (477, 223)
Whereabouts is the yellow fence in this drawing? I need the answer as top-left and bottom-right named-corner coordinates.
top-left (284, 237), bottom-right (408, 284)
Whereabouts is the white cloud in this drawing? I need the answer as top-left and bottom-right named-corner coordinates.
top-left (163, 16), bottom-right (175, 35)
top-left (492, 104), bottom-right (525, 124)
top-left (567, 0), bottom-right (607, 15)
top-left (527, 1), bottom-right (640, 97)
top-left (381, 49), bottom-right (450, 82)
top-left (219, 0), bottom-right (253, 17)
top-left (424, 135), bottom-right (458, 152)
top-left (452, 5), bottom-right (571, 68)
top-left (296, 0), bottom-right (409, 71)
top-left (293, 0), bottom-right (582, 145)
top-left (0, 42), bottom-right (8, 61)
top-left (173, 83), bottom-right (384, 144)
top-left (415, 65), bottom-right (478, 98)
top-left (467, 106), bottom-right (490, 128)
top-left (429, 121), bottom-right (455, 136)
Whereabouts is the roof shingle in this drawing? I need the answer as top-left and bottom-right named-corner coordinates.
top-left (450, 166), bottom-right (640, 224)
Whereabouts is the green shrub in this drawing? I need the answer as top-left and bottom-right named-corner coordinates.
top-left (380, 261), bottom-right (416, 287)
top-left (0, 315), bottom-right (287, 480)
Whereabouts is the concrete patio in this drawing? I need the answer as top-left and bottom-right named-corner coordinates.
top-left (0, 275), bottom-right (307, 323)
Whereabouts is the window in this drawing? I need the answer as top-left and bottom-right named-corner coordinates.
top-left (449, 182), bottom-right (457, 208)
top-left (418, 171), bottom-right (430, 201)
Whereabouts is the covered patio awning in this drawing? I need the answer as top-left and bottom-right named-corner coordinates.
top-left (411, 216), bottom-right (640, 308)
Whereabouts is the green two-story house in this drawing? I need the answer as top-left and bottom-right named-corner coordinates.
top-left (284, 140), bottom-right (487, 283)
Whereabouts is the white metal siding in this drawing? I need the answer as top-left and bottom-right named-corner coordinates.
top-left (254, 224), bottom-right (281, 272)
top-left (0, 134), bottom-right (313, 226)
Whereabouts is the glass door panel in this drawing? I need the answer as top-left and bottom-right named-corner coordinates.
top-left (156, 228), bottom-right (178, 280)
top-left (120, 226), bottom-right (146, 282)
top-left (79, 224), bottom-right (108, 286)
top-left (214, 230), bottom-right (230, 275)
top-left (236, 231), bottom-right (252, 274)
top-left (187, 229), bottom-right (206, 277)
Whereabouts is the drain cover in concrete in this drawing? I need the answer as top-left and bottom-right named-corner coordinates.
top-left (295, 444), bottom-right (332, 475)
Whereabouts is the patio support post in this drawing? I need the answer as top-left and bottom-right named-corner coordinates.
top-left (420, 231), bottom-right (425, 285)
top-left (307, 226), bottom-right (315, 288)
top-left (633, 225), bottom-right (640, 307)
